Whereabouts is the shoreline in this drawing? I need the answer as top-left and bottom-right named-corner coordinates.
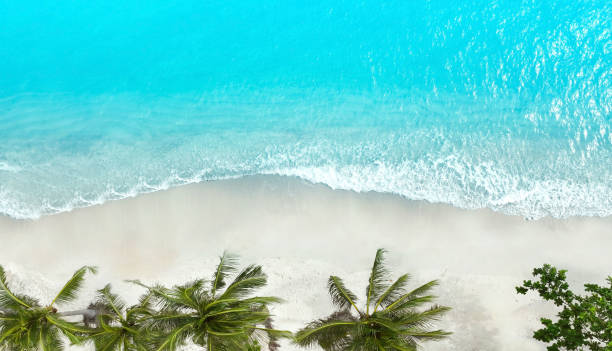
top-left (1, 175), bottom-right (611, 350)
top-left (3, 173), bottom-right (611, 222)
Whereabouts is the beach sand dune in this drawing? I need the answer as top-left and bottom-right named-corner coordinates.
top-left (1, 175), bottom-right (610, 350)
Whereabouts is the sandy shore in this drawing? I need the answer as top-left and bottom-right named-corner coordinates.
top-left (1, 175), bottom-right (611, 350)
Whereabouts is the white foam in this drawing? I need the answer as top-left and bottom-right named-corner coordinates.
top-left (1, 163), bottom-right (611, 220)
top-left (268, 164), bottom-right (612, 220)
top-left (0, 162), bottom-right (21, 173)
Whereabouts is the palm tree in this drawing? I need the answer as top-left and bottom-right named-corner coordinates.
top-left (87, 284), bottom-right (153, 351)
top-left (129, 252), bottom-right (290, 351)
top-left (0, 265), bottom-right (98, 351)
top-left (295, 249), bottom-right (451, 351)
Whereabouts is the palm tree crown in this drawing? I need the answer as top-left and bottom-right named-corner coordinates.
top-left (0, 265), bottom-right (97, 351)
top-left (130, 252), bottom-right (289, 351)
top-left (87, 284), bottom-right (154, 351)
top-left (295, 249), bottom-right (451, 351)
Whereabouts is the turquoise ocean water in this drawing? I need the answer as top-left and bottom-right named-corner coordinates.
top-left (0, 1), bottom-right (610, 219)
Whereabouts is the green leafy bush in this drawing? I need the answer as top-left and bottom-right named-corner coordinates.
top-left (516, 264), bottom-right (612, 351)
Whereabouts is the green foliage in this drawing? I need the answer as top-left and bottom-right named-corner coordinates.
top-left (129, 252), bottom-right (290, 351)
top-left (295, 249), bottom-right (451, 351)
top-left (51, 267), bottom-right (98, 307)
top-left (88, 284), bottom-right (153, 351)
top-left (0, 265), bottom-right (97, 351)
top-left (516, 264), bottom-right (612, 351)
top-left (1, 251), bottom-right (456, 351)
top-left (0, 255), bottom-right (288, 351)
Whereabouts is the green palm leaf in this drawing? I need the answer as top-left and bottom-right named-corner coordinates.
top-left (294, 320), bottom-right (356, 349)
top-left (180, 279), bottom-right (207, 306)
top-left (211, 252), bottom-right (238, 297)
top-left (97, 284), bottom-right (126, 320)
top-left (328, 276), bottom-right (360, 313)
top-left (374, 274), bottom-right (410, 313)
top-left (136, 253), bottom-right (288, 351)
top-left (93, 331), bottom-right (122, 351)
top-left (402, 328), bottom-right (451, 340)
top-left (127, 281), bottom-right (184, 312)
top-left (385, 296), bottom-right (436, 315)
top-left (219, 265), bottom-right (267, 300)
top-left (38, 327), bottom-right (63, 351)
top-left (0, 265), bottom-right (103, 351)
top-left (0, 265), bottom-right (32, 309)
top-left (296, 249), bottom-right (450, 351)
top-left (50, 266), bottom-right (98, 307)
top-left (153, 322), bottom-right (194, 351)
top-left (88, 284), bottom-right (151, 351)
top-left (365, 248), bottom-right (389, 314)
top-left (384, 280), bottom-right (439, 312)
top-left (46, 314), bottom-right (92, 336)
top-left (395, 305), bottom-right (452, 326)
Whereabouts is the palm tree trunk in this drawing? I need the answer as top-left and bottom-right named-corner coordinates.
top-left (57, 309), bottom-right (97, 318)
top-left (58, 308), bottom-right (101, 327)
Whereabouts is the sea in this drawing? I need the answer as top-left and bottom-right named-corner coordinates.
top-left (0, 0), bottom-right (610, 220)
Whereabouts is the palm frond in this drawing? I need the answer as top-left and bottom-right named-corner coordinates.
top-left (46, 314), bottom-right (93, 336)
top-left (328, 276), bottom-right (360, 313)
top-left (92, 331), bottom-right (122, 351)
top-left (401, 305), bottom-right (451, 323)
top-left (152, 322), bottom-right (194, 351)
top-left (0, 265), bottom-right (32, 309)
top-left (219, 265), bottom-right (267, 300)
top-left (298, 250), bottom-right (450, 350)
top-left (295, 319), bottom-right (356, 350)
top-left (385, 295), bottom-right (436, 315)
top-left (211, 252), bottom-right (239, 297)
top-left (258, 317), bottom-right (292, 351)
top-left (96, 284), bottom-right (126, 321)
top-left (130, 254), bottom-right (284, 351)
top-left (50, 266), bottom-right (98, 307)
top-left (173, 279), bottom-right (206, 309)
top-left (383, 280), bottom-right (439, 311)
top-left (239, 296), bottom-right (283, 306)
top-left (89, 309), bottom-right (149, 351)
top-left (374, 274), bottom-right (410, 313)
top-left (125, 279), bottom-right (150, 290)
top-left (387, 342), bottom-right (417, 351)
top-left (128, 280), bottom-right (185, 311)
top-left (401, 328), bottom-right (452, 342)
top-left (367, 317), bottom-right (403, 334)
top-left (365, 248), bottom-right (389, 314)
top-left (39, 327), bottom-right (64, 351)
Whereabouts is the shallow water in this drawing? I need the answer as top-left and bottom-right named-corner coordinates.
top-left (0, 1), bottom-right (610, 219)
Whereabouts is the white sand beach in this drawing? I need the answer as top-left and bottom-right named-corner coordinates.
top-left (0, 175), bottom-right (610, 350)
